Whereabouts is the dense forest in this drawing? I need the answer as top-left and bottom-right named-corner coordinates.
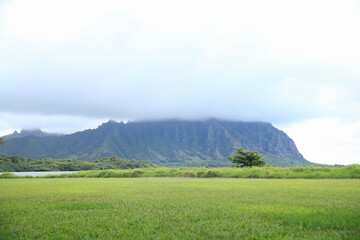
top-left (0, 155), bottom-right (156, 172)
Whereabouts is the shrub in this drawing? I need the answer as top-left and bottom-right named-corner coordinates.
top-left (0, 172), bottom-right (17, 178)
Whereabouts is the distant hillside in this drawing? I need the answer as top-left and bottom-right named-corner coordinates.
top-left (0, 119), bottom-right (313, 167)
top-left (3, 129), bottom-right (61, 140)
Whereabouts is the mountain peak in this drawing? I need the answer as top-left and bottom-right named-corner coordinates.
top-left (4, 129), bottom-right (59, 140)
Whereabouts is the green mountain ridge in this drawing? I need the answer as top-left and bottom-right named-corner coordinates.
top-left (0, 119), bottom-right (313, 167)
top-left (4, 129), bottom-right (61, 140)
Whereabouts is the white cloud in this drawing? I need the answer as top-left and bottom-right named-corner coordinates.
top-left (0, 112), bottom-right (108, 135)
top-left (281, 119), bottom-right (360, 165)
top-left (1, 0), bottom-right (111, 41)
top-left (0, 0), bottom-right (359, 164)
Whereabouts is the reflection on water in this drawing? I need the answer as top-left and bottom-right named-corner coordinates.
top-left (1, 171), bottom-right (78, 176)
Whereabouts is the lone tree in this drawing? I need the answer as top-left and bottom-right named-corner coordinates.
top-left (0, 137), bottom-right (5, 144)
top-left (228, 147), bottom-right (266, 167)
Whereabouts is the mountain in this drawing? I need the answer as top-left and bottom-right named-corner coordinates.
top-left (3, 129), bottom-right (61, 140)
top-left (0, 119), bottom-right (313, 167)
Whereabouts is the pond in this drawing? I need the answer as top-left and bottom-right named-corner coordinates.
top-left (0, 171), bottom-right (79, 176)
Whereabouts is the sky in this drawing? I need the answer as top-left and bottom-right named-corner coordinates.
top-left (0, 0), bottom-right (359, 165)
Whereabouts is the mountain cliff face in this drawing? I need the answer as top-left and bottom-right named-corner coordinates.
top-left (0, 119), bottom-right (312, 166)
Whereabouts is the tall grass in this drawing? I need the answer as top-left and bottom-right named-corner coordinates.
top-left (37, 164), bottom-right (360, 179)
top-left (1, 165), bottom-right (359, 179)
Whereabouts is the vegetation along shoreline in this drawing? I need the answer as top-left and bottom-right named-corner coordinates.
top-left (1, 165), bottom-right (359, 179)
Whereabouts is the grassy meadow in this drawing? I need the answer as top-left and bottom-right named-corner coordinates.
top-left (1, 178), bottom-right (359, 239)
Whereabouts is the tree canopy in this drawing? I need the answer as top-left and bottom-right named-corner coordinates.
top-left (228, 147), bottom-right (266, 167)
top-left (0, 155), bottom-right (157, 172)
top-left (0, 137), bottom-right (5, 144)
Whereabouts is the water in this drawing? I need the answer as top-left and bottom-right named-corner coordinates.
top-left (0, 171), bottom-right (79, 176)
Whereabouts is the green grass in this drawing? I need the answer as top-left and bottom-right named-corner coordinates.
top-left (2, 165), bottom-right (359, 179)
top-left (0, 178), bottom-right (359, 239)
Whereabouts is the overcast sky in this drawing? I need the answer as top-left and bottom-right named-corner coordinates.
top-left (1, 0), bottom-right (359, 165)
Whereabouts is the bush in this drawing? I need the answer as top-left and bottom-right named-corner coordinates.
top-left (205, 170), bottom-right (220, 178)
top-left (0, 172), bottom-right (18, 178)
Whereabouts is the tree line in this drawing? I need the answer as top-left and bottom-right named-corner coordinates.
top-left (0, 155), bottom-right (156, 172)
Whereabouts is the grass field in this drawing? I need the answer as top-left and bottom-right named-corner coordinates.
top-left (0, 178), bottom-right (359, 239)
